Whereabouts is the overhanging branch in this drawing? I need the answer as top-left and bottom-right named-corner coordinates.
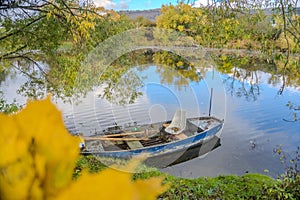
top-left (0, 15), bottom-right (46, 41)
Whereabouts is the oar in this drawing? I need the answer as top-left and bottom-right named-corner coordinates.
top-left (83, 137), bottom-right (149, 141)
top-left (94, 129), bottom-right (157, 138)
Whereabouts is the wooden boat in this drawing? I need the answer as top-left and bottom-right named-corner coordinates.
top-left (81, 113), bottom-right (223, 167)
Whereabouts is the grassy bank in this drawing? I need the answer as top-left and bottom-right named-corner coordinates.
top-left (75, 156), bottom-right (300, 200)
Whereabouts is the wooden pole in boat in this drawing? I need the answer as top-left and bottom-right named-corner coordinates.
top-left (83, 137), bottom-right (149, 141)
top-left (209, 88), bottom-right (213, 116)
top-left (95, 130), bottom-right (156, 138)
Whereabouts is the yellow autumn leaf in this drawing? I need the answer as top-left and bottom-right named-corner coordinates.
top-left (56, 160), bottom-right (168, 200)
top-left (0, 153), bottom-right (34, 199)
top-left (134, 177), bottom-right (169, 200)
top-left (0, 96), bottom-right (168, 199)
top-left (0, 96), bottom-right (80, 199)
top-left (0, 114), bottom-right (28, 167)
top-left (56, 169), bottom-right (135, 200)
top-left (16, 97), bottom-right (79, 197)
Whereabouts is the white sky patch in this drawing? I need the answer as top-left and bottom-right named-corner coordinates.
top-left (93, 0), bottom-right (117, 9)
top-left (194, 0), bottom-right (209, 7)
top-left (93, 0), bottom-right (131, 10)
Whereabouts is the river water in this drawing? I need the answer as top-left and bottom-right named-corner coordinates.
top-left (1, 64), bottom-right (299, 178)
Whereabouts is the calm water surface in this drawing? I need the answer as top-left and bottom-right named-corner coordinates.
top-left (1, 64), bottom-right (300, 178)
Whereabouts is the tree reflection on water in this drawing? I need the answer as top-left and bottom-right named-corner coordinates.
top-left (214, 54), bottom-right (300, 101)
top-left (0, 50), bottom-right (204, 105)
top-left (1, 51), bottom-right (300, 106)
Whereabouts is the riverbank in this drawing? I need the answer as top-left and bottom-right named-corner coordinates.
top-left (75, 156), bottom-right (300, 199)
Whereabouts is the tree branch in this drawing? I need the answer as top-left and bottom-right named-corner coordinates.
top-left (0, 45), bottom-right (28, 59)
top-left (0, 15), bottom-right (46, 41)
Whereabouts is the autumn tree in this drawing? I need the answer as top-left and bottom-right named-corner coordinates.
top-left (0, 1), bottom-right (135, 101)
top-left (0, 1), bottom-right (102, 62)
top-left (157, 3), bottom-right (202, 35)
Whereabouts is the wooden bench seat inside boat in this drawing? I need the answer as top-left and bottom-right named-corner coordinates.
top-left (126, 140), bottom-right (144, 149)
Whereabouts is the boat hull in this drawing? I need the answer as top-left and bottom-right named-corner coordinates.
top-left (144, 136), bottom-right (221, 168)
top-left (81, 116), bottom-right (223, 167)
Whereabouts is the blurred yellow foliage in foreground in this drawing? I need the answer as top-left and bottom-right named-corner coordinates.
top-left (0, 96), bottom-right (168, 199)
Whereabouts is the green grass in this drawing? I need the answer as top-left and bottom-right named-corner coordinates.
top-left (159, 174), bottom-right (274, 200)
top-left (74, 155), bottom-right (300, 199)
top-left (73, 155), bottom-right (107, 179)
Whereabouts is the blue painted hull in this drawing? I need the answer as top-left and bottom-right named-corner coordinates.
top-left (82, 117), bottom-right (223, 163)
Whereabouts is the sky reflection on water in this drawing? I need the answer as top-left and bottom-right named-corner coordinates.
top-left (1, 64), bottom-right (300, 178)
